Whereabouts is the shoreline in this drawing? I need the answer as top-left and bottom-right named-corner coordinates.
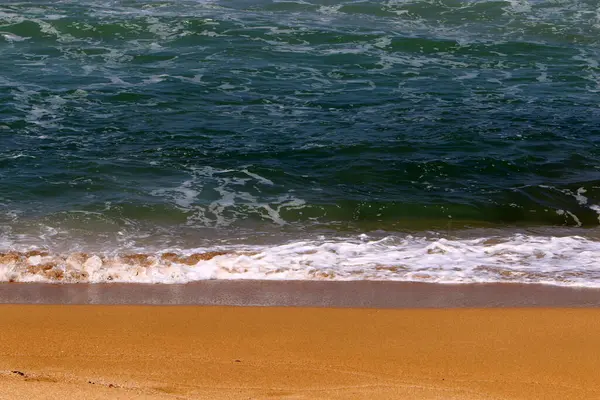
top-left (3, 282), bottom-right (600, 399)
top-left (2, 280), bottom-right (600, 307)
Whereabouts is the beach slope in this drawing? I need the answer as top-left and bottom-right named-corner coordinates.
top-left (1, 305), bottom-right (599, 399)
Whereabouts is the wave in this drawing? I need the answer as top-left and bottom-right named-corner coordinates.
top-left (2, 0), bottom-right (599, 47)
top-left (2, 233), bottom-right (600, 287)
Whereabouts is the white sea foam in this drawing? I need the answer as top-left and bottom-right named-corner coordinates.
top-left (150, 166), bottom-right (306, 227)
top-left (0, 32), bottom-right (30, 42)
top-left (540, 185), bottom-right (600, 224)
top-left (503, 0), bottom-right (532, 14)
top-left (2, 234), bottom-right (600, 286)
top-left (535, 63), bottom-right (550, 83)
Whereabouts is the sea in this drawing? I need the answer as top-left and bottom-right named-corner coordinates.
top-left (1, 0), bottom-right (600, 286)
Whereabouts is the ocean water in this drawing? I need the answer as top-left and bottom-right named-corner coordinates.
top-left (1, 0), bottom-right (600, 286)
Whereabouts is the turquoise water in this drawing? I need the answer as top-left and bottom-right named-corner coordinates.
top-left (2, 1), bottom-right (600, 284)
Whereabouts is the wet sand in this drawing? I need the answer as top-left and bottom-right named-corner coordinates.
top-left (3, 280), bottom-right (600, 307)
top-left (1, 304), bottom-right (600, 399)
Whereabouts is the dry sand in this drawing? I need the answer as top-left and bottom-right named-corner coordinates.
top-left (1, 305), bottom-right (600, 399)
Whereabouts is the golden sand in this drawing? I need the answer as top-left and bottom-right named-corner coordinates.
top-left (1, 305), bottom-right (599, 399)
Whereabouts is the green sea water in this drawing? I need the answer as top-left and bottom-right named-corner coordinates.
top-left (1, 0), bottom-right (600, 285)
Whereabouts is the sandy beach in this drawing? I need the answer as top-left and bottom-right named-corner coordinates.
top-left (1, 304), bottom-right (600, 399)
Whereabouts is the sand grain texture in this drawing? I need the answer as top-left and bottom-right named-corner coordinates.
top-left (1, 305), bottom-right (599, 399)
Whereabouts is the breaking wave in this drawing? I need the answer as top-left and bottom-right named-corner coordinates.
top-left (2, 233), bottom-right (600, 287)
